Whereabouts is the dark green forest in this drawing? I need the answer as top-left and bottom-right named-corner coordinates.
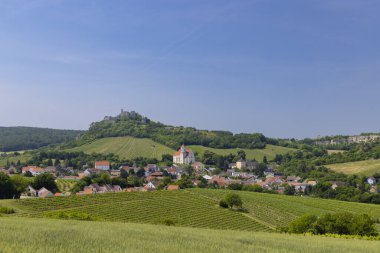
top-left (0, 127), bottom-right (83, 152)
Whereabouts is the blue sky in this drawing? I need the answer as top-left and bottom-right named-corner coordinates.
top-left (0, 0), bottom-right (379, 138)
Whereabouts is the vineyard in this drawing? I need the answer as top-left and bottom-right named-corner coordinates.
top-left (67, 137), bottom-right (175, 160)
top-left (4, 189), bottom-right (380, 233)
top-left (56, 179), bottom-right (77, 193)
top-left (192, 189), bottom-right (380, 228)
top-left (9, 191), bottom-right (271, 232)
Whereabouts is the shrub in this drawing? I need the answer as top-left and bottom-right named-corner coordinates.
top-left (219, 200), bottom-right (229, 208)
top-left (44, 211), bottom-right (97, 221)
top-left (287, 212), bottom-right (378, 236)
top-left (0, 207), bottom-right (15, 214)
top-left (161, 218), bottom-right (176, 226)
top-left (224, 193), bottom-right (243, 209)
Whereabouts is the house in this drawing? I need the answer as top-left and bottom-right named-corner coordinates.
top-left (306, 180), bottom-right (317, 186)
top-left (95, 161), bottom-right (110, 170)
top-left (38, 187), bottom-right (54, 198)
top-left (202, 175), bottom-right (212, 180)
top-left (167, 185), bottom-right (180, 191)
top-left (236, 158), bottom-right (246, 169)
top-left (367, 177), bottom-right (377, 185)
top-left (191, 162), bottom-right (205, 172)
top-left (288, 182), bottom-right (308, 192)
top-left (84, 168), bottom-right (104, 176)
top-left (22, 166), bottom-right (45, 176)
top-left (144, 181), bottom-right (159, 191)
top-left (287, 176), bottom-right (302, 183)
top-left (173, 145), bottom-right (195, 165)
top-left (330, 181), bottom-right (346, 190)
top-left (110, 170), bottom-right (121, 177)
top-left (44, 166), bottom-right (56, 174)
top-left (145, 164), bottom-right (159, 173)
top-left (246, 160), bottom-right (259, 170)
top-left (0, 168), bottom-right (9, 175)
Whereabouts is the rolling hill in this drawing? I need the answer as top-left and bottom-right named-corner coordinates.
top-left (66, 137), bottom-right (295, 161)
top-left (3, 189), bottom-right (380, 232)
top-left (327, 159), bottom-right (380, 176)
top-left (67, 137), bottom-right (175, 160)
top-left (0, 217), bottom-right (379, 253)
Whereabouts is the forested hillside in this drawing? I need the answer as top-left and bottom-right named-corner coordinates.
top-left (78, 112), bottom-right (292, 150)
top-left (0, 127), bottom-right (83, 152)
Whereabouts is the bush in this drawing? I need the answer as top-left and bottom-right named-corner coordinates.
top-left (219, 200), bottom-right (229, 208)
top-left (223, 193), bottom-right (243, 209)
top-left (0, 207), bottom-right (15, 214)
top-left (161, 218), bottom-right (176, 226)
top-left (44, 211), bottom-right (97, 221)
top-left (286, 212), bottom-right (378, 236)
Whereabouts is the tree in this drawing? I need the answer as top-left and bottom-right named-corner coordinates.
top-left (32, 173), bottom-right (58, 193)
top-left (284, 185), bottom-right (296, 195)
top-left (10, 174), bottom-right (28, 197)
top-left (224, 193), bottom-right (243, 209)
top-left (0, 172), bottom-right (15, 199)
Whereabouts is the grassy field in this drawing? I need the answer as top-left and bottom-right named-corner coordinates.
top-left (327, 159), bottom-right (380, 176)
top-left (67, 137), bottom-right (175, 160)
top-left (188, 144), bottom-right (295, 161)
top-left (3, 189), bottom-right (380, 233)
top-left (66, 136), bottom-right (295, 161)
top-left (0, 153), bottom-right (32, 167)
top-left (1, 217), bottom-right (379, 253)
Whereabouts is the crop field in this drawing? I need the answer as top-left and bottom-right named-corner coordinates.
top-left (5, 191), bottom-right (271, 232)
top-left (192, 189), bottom-right (380, 228)
top-left (3, 189), bottom-right (380, 234)
top-left (188, 144), bottom-right (295, 161)
top-left (56, 179), bottom-right (77, 193)
top-left (1, 217), bottom-right (379, 253)
top-left (67, 137), bottom-right (175, 160)
top-left (327, 159), bottom-right (380, 176)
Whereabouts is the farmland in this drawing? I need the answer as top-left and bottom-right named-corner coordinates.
top-left (0, 152), bottom-right (32, 167)
top-left (66, 136), bottom-right (295, 161)
top-left (56, 179), bottom-right (77, 193)
top-left (188, 144), bottom-right (295, 161)
top-left (1, 217), bottom-right (379, 253)
top-left (326, 159), bottom-right (380, 176)
top-left (3, 189), bottom-right (380, 233)
top-left (67, 137), bottom-right (175, 160)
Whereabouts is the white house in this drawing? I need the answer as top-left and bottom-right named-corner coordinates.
top-left (95, 161), bottom-right (110, 170)
top-left (172, 145), bottom-right (195, 165)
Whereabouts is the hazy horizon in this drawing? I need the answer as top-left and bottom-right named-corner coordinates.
top-left (1, 0), bottom-right (379, 138)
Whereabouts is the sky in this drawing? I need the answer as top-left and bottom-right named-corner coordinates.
top-left (0, 0), bottom-right (379, 139)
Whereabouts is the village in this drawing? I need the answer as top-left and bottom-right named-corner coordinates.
top-left (1, 144), bottom-right (377, 199)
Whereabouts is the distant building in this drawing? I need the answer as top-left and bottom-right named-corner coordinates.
top-left (236, 159), bottom-right (246, 169)
top-left (95, 161), bottom-right (110, 170)
top-left (173, 145), bottom-right (195, 165)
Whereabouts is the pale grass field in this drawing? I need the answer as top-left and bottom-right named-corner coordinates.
top-left (0, 217), bottom-right (379, 253)
top-left (327, 159), bottom-right (380, 176)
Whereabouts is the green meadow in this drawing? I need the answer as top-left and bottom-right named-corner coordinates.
top-left (327, 159), bottom-right (380, 176)
top-left (0, 217), bottom-right (379, 253)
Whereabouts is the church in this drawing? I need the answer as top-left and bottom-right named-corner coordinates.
top-left (173, 145), bottom-right (195, 165)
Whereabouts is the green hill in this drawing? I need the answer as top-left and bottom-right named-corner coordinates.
top-left (327, 159), bottom-right (380, 176)
top-left (0, 217), bottom-right (379, 253)
top-left (66, 137), bottom-right (294, 161)
top-left (188, 144), bottom-right (295, 161)
top-left (3, 189), bottom-right (380, 232)
top-left (0, 127), bottom-right (83, 152)
top-left (67, 137), bottom-right (175, 160)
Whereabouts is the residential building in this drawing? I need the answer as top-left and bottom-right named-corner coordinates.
top-left (95, 161), bottom-right (110, 170)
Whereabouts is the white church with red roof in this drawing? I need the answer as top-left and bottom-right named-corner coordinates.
top-left (173, 145), bottom-right (195, 165)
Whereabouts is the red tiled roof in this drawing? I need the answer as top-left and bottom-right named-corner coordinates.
top-left (95, 161), bottom-right (110, 166)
